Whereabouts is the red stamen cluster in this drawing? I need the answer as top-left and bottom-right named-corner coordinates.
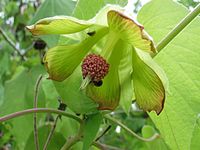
top-left (81, 54), bottom-right (109, 82)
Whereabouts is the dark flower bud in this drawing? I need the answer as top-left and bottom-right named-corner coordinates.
top-left (93, 80), bottom-right (103, 87)
top-left (34, 39), bottom-right (46, 50)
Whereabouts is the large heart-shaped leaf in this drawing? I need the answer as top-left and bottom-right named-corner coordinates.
top-left (82, 113), bottom-right (102, 150)
top-left (138, 0), bottom-right (200, 149)
top-left (24, 125), bottom-right (65, 150)
top-left (73, 0), bottom-right (127, 19)
top-left (190, 116), bottom-right (200, 150)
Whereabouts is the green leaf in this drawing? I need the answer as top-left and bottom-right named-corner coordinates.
top-left (73, 0), bottom-right (128, 19)
top-left (142, 125), bottom-right (169, 150)
top-left (0, 52), bottom-right (9, 107)
top-left (57, 117), bottom-right (82, 150)
top-left (0, 65), bottom-right (45, 148)
top-left (54, 66), bottom-right (98, 114)
top-left (41, 78), bottom-right (59, 108)
top-left (0, 52), bottom-right (10, 78)
top-left (138, 0), bottom-right (200, 149)
top-left (0, 83), bottom-right (4, 106)
top-left (132, 48), bottom-right (165, 115)
top-left (25, 125), bottom-right (65, 150)
top-left (190, 116), bottom-right (200, 150)
top-left (142, 125), bottom-right (155, 138)
top-left (30, 0), bottom-right (76, 24)
top-left (29, 0), bottom-right (76, 47)
top-left (82, 112), bottom-right (102, 150)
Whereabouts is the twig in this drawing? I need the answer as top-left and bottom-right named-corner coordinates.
top-left (0, 27), bottom-right (25, 60)
top-left (95, 125), bottom-right (111, 141)
top-left (43, 115), bottom-right (59, 150)
top-left (33, 75), bottom-right (43, 150)
top-left (104, 115), bottom-right (160, 142)
top-left (93, 141), bottom-right (123, 150)
top-left (155, 3), bottom-right (200, 54)
top-left (0, 108), bottom-right (82, 123)
top-left (43, 100), bottom-right (67, 150)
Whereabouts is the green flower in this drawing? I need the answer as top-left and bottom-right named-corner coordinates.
top-left (27, 5), bottom-right (168, 115)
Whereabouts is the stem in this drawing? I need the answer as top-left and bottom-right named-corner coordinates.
top-left (95, 125), bottom-right (111, 141)
top-left (34, 75), bottom-right (43, 150)
top-left (43, 115), bottom-right (59, 150)
top-left (0, 108), bottom-right (82, 123)
top-left (93, 141), bottom-right (123, 150)
top-left (0, 27), bottom-right (25, 60)
top-left (156, 3), bottom-right (200, 53)
top-left (104, 115), bottom-right (159, 142)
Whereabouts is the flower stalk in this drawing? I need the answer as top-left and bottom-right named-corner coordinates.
top-left (104, 114), bottom-right (160, 142)
top-left (43, 115), bottom-right (59, 150)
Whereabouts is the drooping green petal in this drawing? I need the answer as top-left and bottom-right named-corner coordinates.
top-left (44, 27), bottom-right (108, 81)
top-left (107, 10), bottom-right (156, 53)
top-left (132, 48), bottom-right (166, 115)
top-left (26, 16), bottom-right (92, 36)
top-left (86, 36), bottom-right (124, 110)
top-left (119, 43), bottom-right (133, 114)
top-left (91, 5), bottom-right (124, 26)
top-left (44, 44), bottom-right (86, 81)
top-left (26, 5), bottom-right (125, 37)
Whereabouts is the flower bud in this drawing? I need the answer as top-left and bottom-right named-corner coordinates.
top-left (34, 39), bottom-right (46, 50)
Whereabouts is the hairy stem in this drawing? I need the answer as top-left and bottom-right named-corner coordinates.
top-left (0, 108), bottom-right (82, 123)
top-left (155, 3), bottom-right (200, 53)
top-left (33, 75), bottom-right (43, 150)
top-left (43, 115), bottom-right (59, 150)
top-left (104, 115), bottom-right (159, 142)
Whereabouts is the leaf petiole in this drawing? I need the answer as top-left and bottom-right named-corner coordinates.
top-left (155, 3), bottom-right (200, 54)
